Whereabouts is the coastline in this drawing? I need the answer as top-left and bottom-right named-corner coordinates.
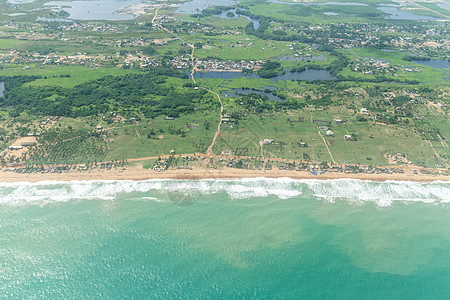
top-left (0, 165), bottom-right (448, 183)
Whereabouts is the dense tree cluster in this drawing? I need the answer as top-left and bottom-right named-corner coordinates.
top-left (0, 68), bottom-right (213, 118)
top-left (25, 128), bottom-right (107, 165)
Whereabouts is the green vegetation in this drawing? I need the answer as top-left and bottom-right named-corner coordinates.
top-left (0, 0), bottom-right (448, 170)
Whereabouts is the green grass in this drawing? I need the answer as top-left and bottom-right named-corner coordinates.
top-left (345, 48), bottom-right (449, 84)
top-left (0, 66), bottom-right (139, 88)
top-left (105, 112), bottom-right (219, 160)
top-left (211, 107), bottom-right (442, 167)
top-left (0, 39), bottom-right (24, 49)
top-left (417, 2), bottom-right (450, 17)
top-left (191, 34), bottom-right (296, 60)
top-left (243, 0), bottom-right (388, 24)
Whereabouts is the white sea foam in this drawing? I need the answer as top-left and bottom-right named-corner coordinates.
top-left (0, 178), bottom-right (448, 206)
top-left (305, 178), bottom-right (450, 206)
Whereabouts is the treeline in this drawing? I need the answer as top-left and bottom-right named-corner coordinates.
top-left (191, 5), bottom-right (235, 18)
top-left (257, 61), bottom-right (284, 78)
top-left (234, 93), bottom-right (305, 113)
top-left (0, 68), bottom-right (213, 118)
top-left (335, 75), bottom-right (419, 84)
top-left (242, 12), bottom-right (314, 43)
top-left (402, 55), bottom-right (431, 62)
top-left (26, 128), bottom-right (107, 165)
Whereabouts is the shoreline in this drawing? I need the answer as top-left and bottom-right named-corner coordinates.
top-left (0, 165), bottom-right (448, 183)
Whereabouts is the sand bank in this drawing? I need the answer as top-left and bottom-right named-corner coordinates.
top-left (0, 165), bottom-right (448, 183)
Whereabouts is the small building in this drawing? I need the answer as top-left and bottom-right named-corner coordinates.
top-left (221, 150), bottom-right (235, 156)
top-left (361, 108), bottom-right (368, 114)
top-left (263, 139), bottom-right (274, 145)
top-left (326, 130), bottom-right (334, 136)
top-left (9, 146), bottom-right (23, 150)
top-left (344, 135), bottom-right (353, 140)
top-left (334, 118), bottom-right (346, 125)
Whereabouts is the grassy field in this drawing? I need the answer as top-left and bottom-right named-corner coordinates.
top-left (0, 66), bottom-right (139, 88)
top-left (188, 33), bottom-right (297, 60)
top-left (344, 48), bottom-right (449, 84)
top-left (417, 2), bottom-right (450, 18)
top-left (242, 0), bottom-right (388, 23)
top-left (211, 106), bottom-right (443, 167)
top-left (54, 111), bottom-right (220, 161)
top-left (105, 112), bottom-right (219, 160)
top-left (0, 38), bottom-right (24, 50)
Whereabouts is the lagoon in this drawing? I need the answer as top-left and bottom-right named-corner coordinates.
top-left (411, 59), bottom-right (450, 70)
top-left (0, 82), bottom-right (4, 98)
top-left (44, 0), bottom-right (149, 21)
top-left (176, 0), bottom-right (236, 15)
top-left (192, 69), bottom-right (336, 81)
top-left (377, 4), bottom-right (438, 20)
top-left (411, 59), bottom-right (450, 81)
top-left (217, 9), bottom-right (260, 30)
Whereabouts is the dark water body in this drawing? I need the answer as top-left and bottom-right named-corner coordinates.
top-left (191, 69), bottom-right (336, 81)
top-left (0, 82), bottom-right (4, 98)
top-left (176, 0), bottom-right (236, 14)
top-left (44, 0), bottom-right (148, 20)
top-left (1, 179), bottom-right (450, 298)
top-left (217, 9), bottom-right (260, 30)
top-left (411, 59), bottom-right (450, 70)
top-left (222, 88), bottom-right (286, 102)
top-left (377, 4), bottom-right (438, 20)
top-left (411, 59), bottom-right (450, 81)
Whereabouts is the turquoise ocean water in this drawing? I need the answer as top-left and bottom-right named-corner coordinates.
top-left (1, 178), bottom-right (450, 298)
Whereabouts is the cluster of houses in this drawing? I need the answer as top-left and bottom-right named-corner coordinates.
top-left (350, 58), bottom-right (421, 76)
top-left (262, 139), bottom-right (285, 146)
top-left (195, 59), bottom-right (262, 71)
top-left (4, 160), bottom-right (126, 174)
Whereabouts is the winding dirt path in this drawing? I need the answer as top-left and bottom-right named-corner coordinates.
top-left (152, 2), bottom-right (224, 155)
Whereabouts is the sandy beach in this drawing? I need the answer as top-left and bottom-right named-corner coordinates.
top-left (0, 164), bottom-right (448, 183)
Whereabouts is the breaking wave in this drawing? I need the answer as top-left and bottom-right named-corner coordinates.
top-left (0, 178), bottom-right (448, 206)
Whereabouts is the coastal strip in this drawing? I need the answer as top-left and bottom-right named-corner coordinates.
top-left (1, 164), bottom-right (448, 183)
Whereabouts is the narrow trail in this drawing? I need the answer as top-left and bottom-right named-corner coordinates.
top-left (318, 130), bottom-right (336, 164)
top-left (43, 54), bottom-right (51, 65)
top-left (203, 88), bottom-right (223, 155)
top-left (426, 140), bottom-right (449, 168)
top-left (312, 116), bottom-right (336, 164)
top-left (152, 1), bottom-right (224, 155)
